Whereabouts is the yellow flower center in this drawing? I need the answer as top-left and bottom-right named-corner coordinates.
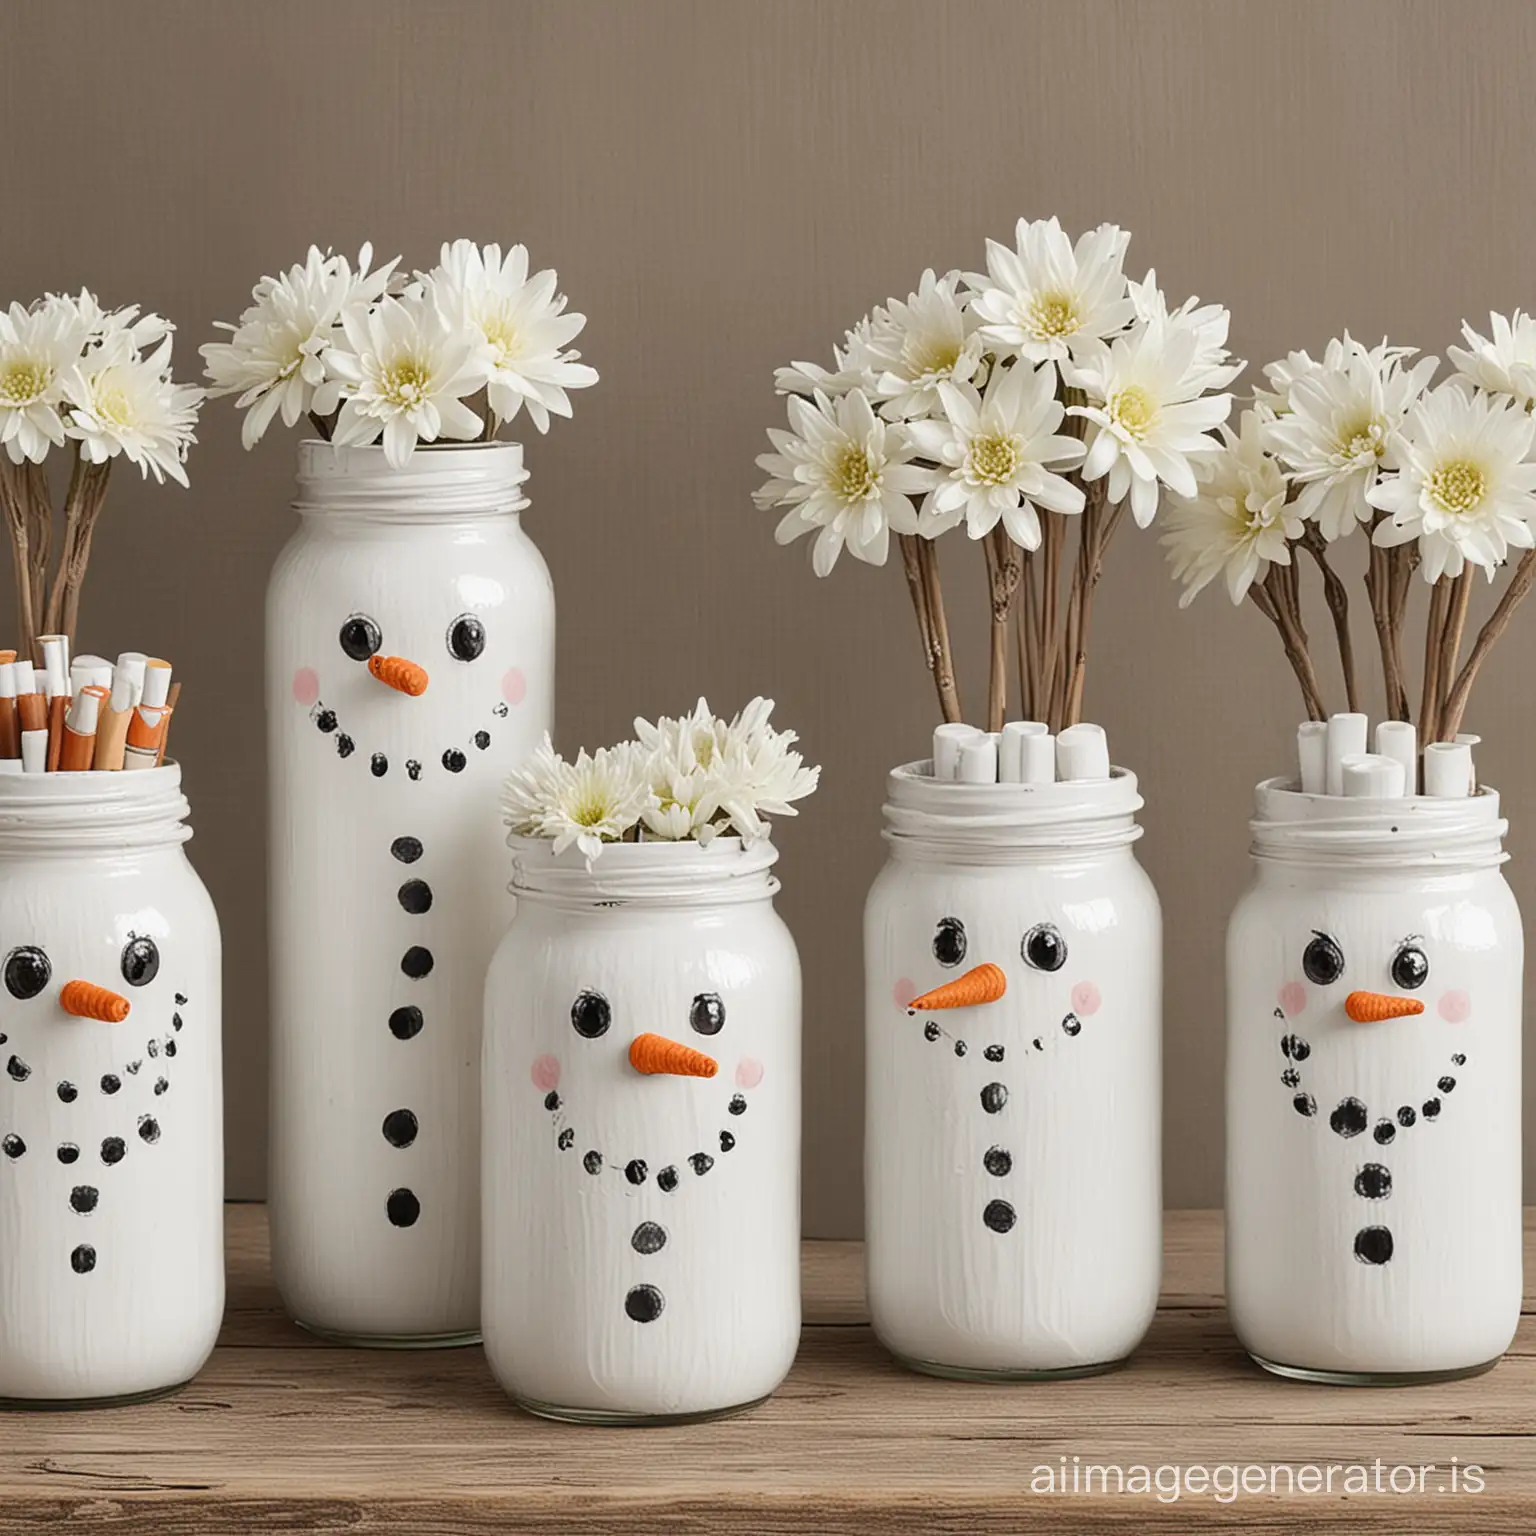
top-left (902, 333), bottom-right (960, 380)
top-left (969, 432), bottom-right (1020, 486)
top-left (1109, 385), bottom-right (1156, 439)
top-left (0, 360), bottom-right (49, 405)
top-left (832, 444), bottom-right (877, 502)
top-left (1340, 415), bottom-right (1387, 461)
top-left (483, 313), bottom-right (520, 366)
top-left (1027, 291), bottom-right (1078, 339)
top-left (382, 358), bottom-right (430, 408)
top-left (90, 379), bottom-right (133, 430)
top-left (1426, 458), bottom-right (1487, 516)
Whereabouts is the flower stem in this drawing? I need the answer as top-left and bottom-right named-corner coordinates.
top-left (1017, 555), bottom-right (1038, 720)
top-left (1432, 569), bottom-right (1474, 742)
top-left (1418, 576), bottom-right (1450, 741)
top-left (1299, 525), bottom-right (1358, 712)
top-left (983, 527), bottom-right (1023, 732)
top-left (1439, 548), bottom-right (1536, 741)
top-left (43, 450), bottom-right (111, 648)
top-left (911, 535), bottom-right (962, 724)
top-left (1364, 520), bottom-right (1408, 720)
top-left (0, 460), bottom-right (39, 662)
top-left (1256, 565), bottom-right (1326, 720)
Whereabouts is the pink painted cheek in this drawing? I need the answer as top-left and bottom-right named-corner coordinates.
top-left (502, 667), bottom-right (527, 707)
top-left (892, 976), bottom-right (917, 1011)
top-left (1071, 980), bottom-right (1102, 1017)
top-left (292, 667), bottom-right (320, 707)
top-left (1278, 981), bottom-right (1308, 1018)
top-left (1438, 989), bottom-right (1471, 1023)
top-left (530, 1054), bottom-right (561, 1092)
top-left (736, 1057), bottom-right (764, 1090)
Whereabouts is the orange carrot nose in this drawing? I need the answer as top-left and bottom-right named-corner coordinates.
top-left (1346, 990), bottom-right (1426, 1024)
top-left (628, 1033), bottom-right (718, 1078)
top-left (59, 980), bottom-right (130, 1024)
top-left (908, 962), bottom-right (1008, 1012)
top-left (368, 655), bottom-right (429, 696)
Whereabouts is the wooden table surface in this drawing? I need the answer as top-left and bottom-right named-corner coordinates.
top-left (0, 1204), bottom-right (1531, 1533)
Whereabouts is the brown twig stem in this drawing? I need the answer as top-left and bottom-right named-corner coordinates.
top-left (1418, 576), bottom-right (1450, 743)
top-left (1299, 525), bottom-right (1357, 712)
top-left (983, 527), bottom-right (1023, 731)
top-left (43, 453), bottom-right (112, 646)
top-left (1364, 523), bottom-right (1408, 721)
top-left (0, 461), bottom-right (39, 661)
top-left (1432, 569), bottom-right (1474, 742)
top-left (914, 535), bottom-right (963, 724)
top-left (1257, 565), bottom-right (1326, 719)
top-left (1439, 549), bottom-right (1536, 741)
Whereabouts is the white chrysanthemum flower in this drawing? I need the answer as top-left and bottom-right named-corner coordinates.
top-left (53, 290), bottom-right (174, 355)
top-left (968, 218), bottom-right (1134, 364)
top-left (424, 240), bottom-right (597, 434)
top-left (1368, 382), bottom-right (1536, 582)
top-left (755, 388), bottom-right (932, 575)
top-left (774, 314), bottom-right (880, 397)
top-left (201, 244), bottom-right (395, 449)
top-left (0, 299), bottom-right (88, 463)
top-left (1447, 311), bottom-right (1536, 410)
top-left (863, 270), bottom-right (985, 421)
top-left (1127, 271), bottom-right (1245, 393)
top-left (501, 735), bottom-right (653, 862)
top-left (906, 363), bottom-right (1085, 548)
top-left (325, 293), bottom-right (491, 468)
top-left (1264, 335), bottom-right (1436, 541)
top-left (62, 332), bottom-right (203, 486)
top-left (1161, 410), bottom-right (1303, 606)
top-left (1066, 322), bottom-right (1233, 527)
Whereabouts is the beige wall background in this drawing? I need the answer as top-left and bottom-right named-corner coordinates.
top-left (2, 0), bottom-right (1534, 1233)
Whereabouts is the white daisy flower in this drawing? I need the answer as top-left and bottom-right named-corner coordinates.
top-left (968, 218), bottom-right (1134, 365)
top-left (63, 331), bottom-right (203, 486)
top-left (201, 244), bottom-right (395, 449)
top-left (0, 298), bottom-right (89, 464)
top-left (1127, 271), bottom-right (1245, 393)
top-left (1067, 322), bottom-right (1233, 527)
top-left (1447, 310), bottom-right (1536, 410)
top-left (1368, 381), bottom-right (1536, 582)
top-left (501, 735), bottom-right (654, 862)
top-left (325, 292), bottom-right (492, 468)
top-left (774, 314), bottom-right (880, 397)
top-left (755, 388), bottom-right (932, 575)
top-left (1264, 335), bottom-right (1436, 541)
top-left (906, 362), bottom-right (1085, 549)
top-left (1161, 410), bottom-right (1303, 606)
top-left (423, 239), bottom-right (597, 434)
top-left (864, 270), bottom-right (985, 421)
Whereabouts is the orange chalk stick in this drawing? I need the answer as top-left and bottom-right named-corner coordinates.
top-left (368, 654), bottom-right (429, 696)
top-left (60, 980), bottom-right (130, 1023)
top-left (44, 694), bottom-right (66, 772)
top-left (908, 962), bottom-right (1009, 1013)
top-left (1345, 991), bottom-right (1425, 1024)
top-left (628, 1032), bottom-right (718, 1078)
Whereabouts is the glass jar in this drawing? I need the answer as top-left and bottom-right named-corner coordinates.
top-left (482, 836), bottom-right (801, 1423)
top-left (0, 766), bottom-right (223, 1404)
top-left (1227, 780), bottom-right (1522, 1383)
top-left (266, 440), bottom-right (554, 1345)
top-left (864, 762), bottom-right (1162, 1378)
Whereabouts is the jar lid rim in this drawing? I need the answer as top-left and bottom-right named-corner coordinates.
top-left (507, 833), bottom-right (780, 906)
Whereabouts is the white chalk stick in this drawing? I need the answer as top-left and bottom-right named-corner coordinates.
top-left (39, 635), bottom-right (68, 700)
top-left (932, 723), bottom-right (983, 781)
top-left (999, 721), bottom-right (1048, 784)
top-left (70, 654), bottom-right (113, 695)
top-left (1297, 721), bottom-right (1328, 794)
top-left (115, 652), bottom-right (148, 707)
top-left (1325, 713), bottom-right (1368, 796)
top-left (1056, 722), bottom-right (1110, 782)
top-left (1020, 732), bottom-right (1056, 784)
top-left (1455, 733), bottom-right (1480, 794)
top-left (20, 731), bottom-right (45, 774)
top-left (1341, 752), bottom-right (1406, 798)
top-left (0, 664), bottom-right (15, 701)
top-left (1424, 741), bottom-right (1472, 799)
top-left (1374, 720), bottom-right (1417, 796)
top-left (956, 735), bottom-right (999, 784)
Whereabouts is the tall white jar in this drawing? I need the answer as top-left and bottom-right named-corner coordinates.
top-left (1227, 781), bottom-right (1522, 1384)
top-left (865, 763), bottom-right (1161, 1378)
top-left (0, 767), bottom-right (223, 1404)
top-left (483, 837), bottom-right (801, 1423)
top-left (267, 441), bottom-right (553, 1345)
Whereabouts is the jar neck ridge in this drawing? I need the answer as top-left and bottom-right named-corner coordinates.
top-left (508, 835), bottom-right (780, 911)
top-left (0, 765), bottom-right (192, 856)
top-left (293, 440), bottom-right (531, 525)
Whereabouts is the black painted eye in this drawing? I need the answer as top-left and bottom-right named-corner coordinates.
top-left (447, 614), bottom-right (486, 662)
top-left (339, 614), bottom-right (382, 662)
top-left (1302, 932), bottom-right (1345, 987)
top-left (1391, 943), bottom-right (1429, 991)
top-left (3, 946), bottom-right (51, 1001)
top-left (690, 993), bottom-right (725, 1036)
top-left (1022, 923), bottom-right (1067, 972)
top-left (571, 990), bottom-right (610, 1039)
top-left (120, 936), bottom-right (160, 988)
top-left (933, 917), bottom-right (967, 968)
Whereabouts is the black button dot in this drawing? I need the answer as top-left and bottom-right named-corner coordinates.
top-left (625, 1284), bottom-right (665, 1323)
top-left (1293, 1093), bottom-right (1317, 1117)
top-left (57, 1081), bottom-right (77, 1103)
top-left (632, 1221), bottom-right (667, 1255)
top-left (953, 1040), bottom-right (967, 1058)
top-left (386, 1188), bottom-right (420, 1227)
top-left (1373, 1119), bottom-right (1396, 1145)
top-left (100, 1074), bottom-right (121, 1096)
top-left (371, 753), bottom-right (388, 778)
top-left (657, 1165), bottom-right (679, 1191)
top-left (1397, 1105), bottom-right (1416, 1127)
top-left (1354, 1226), bottom-right (1394, 1265)
top-left (137, 1116), bottom-right (160, 1144)
top-left (983, 1146), bottom-right (1012, 1177)
top-left (1330, 1097), bottom-right (1368, 1138)
top-left (474, 730), bottom-right (491, 750)
top-left (625, 1159), bottom-right (648, 1185)
top-left (100, 1137), bottom-right (126, 1165)
top-left (2, 1133), bottom-right (24, 1159)
top-left (336, 734), bottom-right (355, 758)
top-left (57, 1142), bottom-right (79, 1164)
top-left (1280, 1033), bottom-right (1292, 1057)
top-left (401, 946), bottom-right (434, 979)
top-left (984, 1044), bottom-right (1005, 1063)
top-left (70, 1185), bottom-right (98, 1214)
top-left (1422, 1097), bottom-right (1441, 1120)
top-left (1288, 1035), bottom-right (1311, 1062)
top-left (389, 1006), bottom-right (424, 1041)
top-left (557, 1128), bottom-right (574, 1151)
top-left (398, 879), bottom-right (433, 915)
top-left (406, 760), bottom-right (422, 781)
top-left (7, 1055), bottom-right (30, 1082)
top-left (442, 749), bottom-right (466, 773)
top-left (391, 837), bottom-right (424, 864)
top-left (980, 1082), bottom-right (1008, 1114)
top-left (153, 1077), bottom-right (169, 1096)
top-left (689, 1152), bottom-right (714, 1176)
top-left (316, 709), bottom-right (337, 734)
top-left (719, 1130), bottom-right (735, 1152)
top-left (728, 1094), bottom-right (747, 1115)
top-left (1438, 1075), bottom-right (1456, 1094)
top-left (71, 1244), bottom-right (96, 1274)
top-left (382, 1109), bottom-right (418, 1148)
top-left (1355, 1163), bottom-right (1392, 1200)
top-left (983, 1199), bottom-right (1017, 1233)
top-left (922, 1022), bottom-right (940, 1042)
top-left (583, 1151), bottom-right (603, 1175)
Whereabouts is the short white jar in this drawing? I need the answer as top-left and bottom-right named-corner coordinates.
top-left (0, 767), bottom-right (223, 1405)
top-left (482, 837), bottom-right (801, 1423)
top-left (1227, 781), bottom-right (1522, 1383)
top-left (864, 763), bottom-right (1162, 1378)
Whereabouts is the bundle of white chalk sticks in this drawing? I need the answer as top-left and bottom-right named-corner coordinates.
top-left (1296, 714), bottom-right (1478, 800)
top-left (930, 721), bottom-right (1112, 785)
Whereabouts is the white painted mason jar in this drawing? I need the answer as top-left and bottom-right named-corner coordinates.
top-left (267, 441), bottom-right (553, 1345)
top-left (482, 837), bottom-right (801, 1423)
top-left (1227, 781), bottom-right (1522, 1384)
top-left (865, 763), bottom-right (1162, 1378)
top-left (0, 767), bottom-right (223, 1404)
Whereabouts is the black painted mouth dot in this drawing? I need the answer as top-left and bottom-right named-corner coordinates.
top-left (1354, 1226), bottom-right (1394, 1265)
top-left (100, 1137), bottom-right (126, 1166)
top-left (398, 879), bottom-right (433, 915)
top-left (632, 1221), bottom-right (668, 1255)
top-left (1397, 1105), bottom-right (1416, 1127)
top-left (983, 1146), bottom-right (1012, 1177)
top-left (980, 1082), bottom-right (1008, 1114)
top-left (1373, 1119), bottom-right (1396, 1145)
top-left (984, 1044), bottom-right (1004, 1063)
top-left (401, 946), bottom-right (434, 979)
top-left (983, 1199), bottom-right (1017, 1234)
top-left (494, 703), bottom-right (509, 718)
top-left (7, 1055), bottom-right (30, 1082)
top-left (125, 1060), bottom-right (142, 1075)
top-left (2, 1134), bottom-right (24, 1159)
top-left (391, 836), bottom-right (424, 864)
top-left (543, 1090), bottom-right (560, 1112)
top-left (1032, 1038), bottom-right (1043, 1052)
top-left (953, 1040), bottom-right (967, 1058)
top-left (316, 710), bottom-right (337, 734)
top-left (371, 752), bottom-right (388, 778)
top-left (71, 1244), bottom-right (96, 1274)
top-left (406, 760), bottom-right (422, 781)
top-left (1280, 1067), bottom-right (1300, 1088)
top-left (57, 1142), bottom-right (79, 1164)
top-left (442, 748), bottom-right (466, 773)
top-left (689, 1152), bottom-right (714, 1176)
top-left (719, 1131), bottom-right (735, 1152)
top-left (163, 1040), bottom-right (177, 1059)
top-left (382, 1109), bottom-right (419, 1148)
top-left (1451, 1052), bottom-right (1466, 1066)
top-left (625, 1284), bottom-right (664, 1323)
top-left (389, 1005), bottom-right (424, 1041)
top-left (474, 730), bottom-right (491, 750)
top-left (100, 1074), bottom-right (121, 1096)
top-left (922, 1022), bottom-right (940, 1042)
top-left (147, 1039), bottom-right (158, 1058)
top-left (1329, 1097), bottom-right (1368, 1138)
top-left (336, 734), bottom-right (355, 759)
top-left (172, 1013), bottom-right (183, 1032)
top-left (57, 1081), bottom-right (77, 1103)
top-left (583, 1150), bottom-right (603, 1175)
top-left (1061, 1013), bottom-right (1082, 1037)
top-left (153, 1077), bottom-right (169, 1096)
top-left (386, 1187), bottom-right (421, 1227)
top-left (657, 1165), bottom-right (678, 1191)
top-left (1438, 1075), bottom-right (1457, 1094)
top-left (625, 1159), bottom-right (648, 1185)
top-left (1293, 1093), bottom-right (1316, 1117)
top-left (1422, 1097), bottom-right (1441, 1120)
top-left (70, 1185), bottom-right (98, 1214)
top-left (1355, 1163), bottom-right (1392, 1200)
top-left (557, 1128), bottom-right (574, 1151)
top-left (138, 1116), bottom-right (160, 1144)
top-left (175, 993), bottom-right (187, 1007)
top-left (728, 1094), bottom-right (747, 1116)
